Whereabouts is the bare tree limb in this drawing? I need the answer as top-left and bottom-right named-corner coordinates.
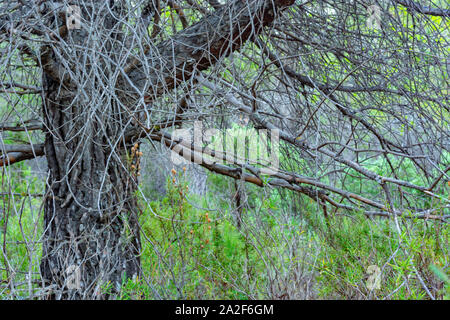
top-left (394, 0), bottom-right (450, 17)
top-left (0, 143), bottom-right (44, 167)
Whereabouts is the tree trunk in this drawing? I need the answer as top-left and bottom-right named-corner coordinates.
top-left (35, 0), bottom-right (294, 299)
top-left (40, 73), bottom-right (141, 299)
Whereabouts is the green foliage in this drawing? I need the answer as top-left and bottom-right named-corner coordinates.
top-left (120, 169), bottom-right (316, 300)
top-left (125, 169), bottom-right (263, 299)
top-left (430, 265), bottom-right (450, 299)
top-left (0, 165), bottom-right (43, 299)
top-left (308, 211), bottom-right (449, 299)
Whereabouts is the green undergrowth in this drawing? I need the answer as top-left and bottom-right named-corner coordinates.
top-left (305, 209), bottom-right (449, 299)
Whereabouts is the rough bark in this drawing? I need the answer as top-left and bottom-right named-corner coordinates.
top-left (39, 1), bottom-right (142, 299)
top-left (40, 72), bottom-right (141, 299)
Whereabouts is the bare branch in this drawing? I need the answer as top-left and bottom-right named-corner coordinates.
top-left (394, 0), bottom-right (450, 17)
top-left (0, 143), bottom-right (44, 167)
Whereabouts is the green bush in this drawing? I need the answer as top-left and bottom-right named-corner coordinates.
top-left (309, 211), bottom-right (449, 299)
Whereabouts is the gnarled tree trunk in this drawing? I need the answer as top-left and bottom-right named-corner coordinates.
top-left (38, 1), bottom-right (142, 298)
top-left (40, 72), bottom-right (141, 299)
